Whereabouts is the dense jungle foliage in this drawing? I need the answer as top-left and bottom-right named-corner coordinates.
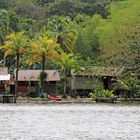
top-left (0, 0), bottom-right (140, 97)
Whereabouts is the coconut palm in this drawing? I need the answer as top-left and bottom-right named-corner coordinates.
top-left (0, 31), bottom-right (29, 97)
top-left (48, 16), bottom-right (77, 53)
top-left (56, 52), bottom-right (75, 97)
top-left (29, 36), bottom-right (60, 92)
top-left (57, 30), bottom-right (77, 53)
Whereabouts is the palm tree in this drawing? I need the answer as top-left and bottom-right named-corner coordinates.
top-left (57, 30), bottom-right (77, 53)
top-left (56, 52), bottom-right (75, 98)
top-left (48, 16), bottom-right (77, 53)
top-left (0, 10), bottom-right (10, 45)
top-left (0, 31), bottom-right (29, 97)
top-left (29, 36), bottom-right (60, 92)
top-left (48, 17), bottom-right (78, 97)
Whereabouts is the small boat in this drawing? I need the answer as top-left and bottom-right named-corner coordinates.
top-left (48, 95), bottom-right (61, 101)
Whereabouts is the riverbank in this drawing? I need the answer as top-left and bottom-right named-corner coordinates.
top-left (16, 97), bottom-right (140, 105)
top-left (16, 97), bottom-right (95, 104)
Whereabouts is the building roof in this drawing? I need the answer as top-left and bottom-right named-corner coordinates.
top-left (0, 67), bottom-right (10, 81)
top-left (15, 70), bottom-right (60, 81)
top-left (71, 67), bottom-right (123, 77)
top-left (0, 67), bottom-right (8, 75)
top-left (0, 74), bottom-right (10, 81)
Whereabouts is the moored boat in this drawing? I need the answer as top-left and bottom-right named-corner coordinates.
top-left (48, 95), bottom-right (61, 101)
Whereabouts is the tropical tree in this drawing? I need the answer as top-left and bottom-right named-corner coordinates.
top-left (0, 31), bottom-right (29, 96)
top-left (45, 0), bottom-right (111, 18)
top-left (48, 16), bottom-right (77, 53)
top-left (14, 0), bottom-right (45, 20)
top-left (29, 35), bottom-right (60, 92)
top-left (0, 0), bottom-right (14, 9)
top-left (95, 0), bottom-right (140, 62)
top-left (56, 52), bottom-right (75, 97)
top-left (0, 10), bottom-right (11, 45)
top-left (73, 14), bottom-right (102, 59)
top-left (0, 10), bottom-right (33, 45)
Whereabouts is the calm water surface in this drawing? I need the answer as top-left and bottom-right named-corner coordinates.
top-left (0, 103), bottom-right (140, 140)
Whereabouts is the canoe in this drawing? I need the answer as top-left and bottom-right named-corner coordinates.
top-left (48, 95), bottom-right (61, 101)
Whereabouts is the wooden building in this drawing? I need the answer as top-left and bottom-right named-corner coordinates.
top-left (71, 67), bottom-right (122, 96)
top-left (15, 70), bottom-right (60, 96)
top-left (0, 67), bottom-right (10, 93)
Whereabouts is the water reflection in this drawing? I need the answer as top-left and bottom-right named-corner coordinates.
top-left (0, 104), bottom-right (140, 140)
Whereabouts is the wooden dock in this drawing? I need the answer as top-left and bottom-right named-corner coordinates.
top-left (96, 96), bottom-right (117, 103)
top-left (0, 93), bottom-right (16, 103)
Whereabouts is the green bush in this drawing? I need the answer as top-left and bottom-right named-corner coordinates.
top-left (66, 96), bottom-right (72, 101)
top-left (103, 89), bottom-right (114, 97)
top-left (89, 89), bottom-right (114, 100)
top-left (123, 76), bottom-right (140, 98)
top-left (89, 92), bottom-right (96, 100)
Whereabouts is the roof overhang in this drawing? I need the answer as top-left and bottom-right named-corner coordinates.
top-left (0, 74), bottom-right (10, 81)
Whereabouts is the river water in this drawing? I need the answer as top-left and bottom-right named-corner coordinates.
top-left (0, 104), bottom-right (139, 140)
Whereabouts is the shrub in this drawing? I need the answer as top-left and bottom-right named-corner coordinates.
top-left (89, 89), bottom-right (114, 100)
top-left (103, 89), bottom-right (114, 97)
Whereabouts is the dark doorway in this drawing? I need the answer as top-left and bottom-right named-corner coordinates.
top-left (102, 76), bottom-right (109, 89)
top-left (10, 85), bottom-right (15, 94)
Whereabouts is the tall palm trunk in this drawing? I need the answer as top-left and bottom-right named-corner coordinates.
top-left (3, 57), bottom-right (6, 67)
top-left (42, 56), bottom-right (45, 72)
top-left (63, 68), bottom-right (67, 98)
top-left (15, 52), bottom-right (19, 102)
top-left (42, 56), bottom-right (46, 93)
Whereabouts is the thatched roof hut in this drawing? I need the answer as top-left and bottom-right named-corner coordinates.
top-left (71, 67), bottom-right (123, 91)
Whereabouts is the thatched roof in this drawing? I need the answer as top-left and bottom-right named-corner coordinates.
top-left (71, 67), bottom-right (123, 77)
top-left (0, 74), bottom-right (10, 81)
top-left (0, 67), bottom-right (10, 81)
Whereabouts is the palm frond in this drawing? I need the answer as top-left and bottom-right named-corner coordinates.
top-left (4, 50), bottom-right (15, 57)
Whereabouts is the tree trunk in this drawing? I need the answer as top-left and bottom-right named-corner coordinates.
top-left (15, 53), bottom-right (19, 102)
top-left (42, 56), bottom-right (45, 72)
top-left (42, 56), bottom-right (46, 93)
top-left (63, 69), bottom-right (67, 98)
top-left (3, 57), bottom-right (6, 67)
